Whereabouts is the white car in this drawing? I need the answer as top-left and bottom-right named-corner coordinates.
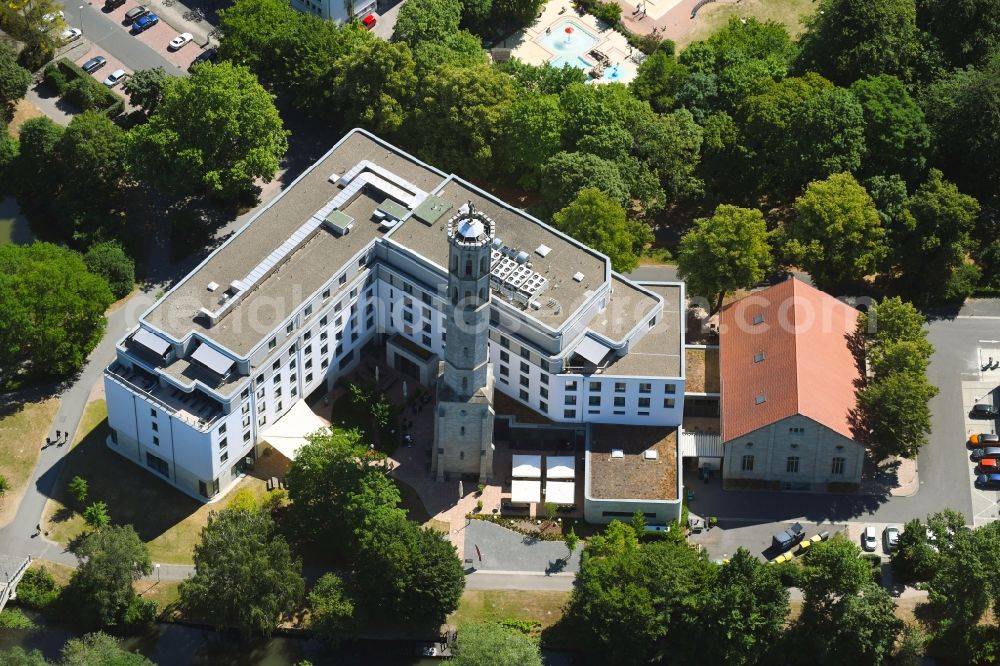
top-left (168, 32), bottom-right (193, 51)
top-left (103, 69), bottom-right (127, 87)
top-left (883, 525), bottom-right (900, 553)
top-left (862, 526), bottom-right (878, 552)
top-left (60, 27), bottom-right (82, 43)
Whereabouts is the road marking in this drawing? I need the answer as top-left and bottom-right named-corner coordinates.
top-left (468, 570), bottom-right (576, 577)
top-left (958, 315), bottom-right (1000, 319)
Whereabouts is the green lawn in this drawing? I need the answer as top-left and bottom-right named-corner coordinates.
top-left (679, 0), bottom-right (816, 48)
top-left (41, 399), bottom-right (280, 564)
top-left (0, 398), bottom-right (60, 527)
top-left (447, 590), bottom-right (570, 633)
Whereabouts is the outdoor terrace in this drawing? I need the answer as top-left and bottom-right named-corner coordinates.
top-left (106, 362), bottom-right (224, 431)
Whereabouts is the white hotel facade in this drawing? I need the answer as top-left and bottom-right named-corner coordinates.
top-left (104, 129), bottom-right (686, 520)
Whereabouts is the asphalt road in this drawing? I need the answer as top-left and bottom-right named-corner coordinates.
top-left (61, 2), bottom-right (182, 76)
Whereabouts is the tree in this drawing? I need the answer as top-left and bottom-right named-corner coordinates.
top-left (896, 169), bottom-right (980, 304)
top-left (568, 539), bottom-right (716, 664)
top-left (797, 0), bottom-right (919, 84)
top-left (0, 242), bottom-right (113, 384)
top-left (129, 62), bottom-right (288, 202)
top-left (0, 120), bottom-right (16, 190)
top-left (12, 116), bottom-right (63, 200)
top-left (794, 536), bottom-right (902, 665)
top-left (564, 527), bottom-right (580, 557)
top-left (452, 623), bottom-right (542, 666)
top-left (216, 0), bottom-right (300, 82)
top-left (586, 520), bottom-right (640, 559)
top-left (287, 428), bottom-right (405, 554)
top-left (82, 501), bottom-right (110, 528)
top-left (354, 511), bottom-right (464, 626)
top-left (307, 573), bottom-right (354, 644)
top-left (60, 632), bottom-right (154, 666)
top-left (551, 188), bottom-right (646, 273)
top-left (83, 242), bottom-right (134, 300)
top-left (0, 43), bottom-right (31, 120)
top-left (892, 518), bottom-right (939, 584)
top-left (329, 39), bottom-right (416, 136)
top-left (392, 0), bottom-right (461, 47)
top-left (121, 67), bottom-right (168, 116)
top-left (784, 173), bottom-right (885, 289)
top-left (917, 0), bottom-right (1000, 68)
top-left (67, 476), bottom-right (88, 506)
top-left (677, 205), bottom-right (772, 312)
top-left (497, 59), bottom-right (586, 95)
top-left (868, 339), bottom-right (931, 378)
top-left (540, 152), bottom-right (629, 213)
top-left (0, 646), bottom-right (51, 665)
top-left (180, 506), bottom-right (304, 638)
top-left (630, 49), bottom-right (688, 113)
top-left (414, 64), bottom-right (514, 179)
top-left (412, 30), bottom-right (487, 75)
top-left (54, 112), bottom-right (130, 241)
top-left (924, 54), bottom-right (1000, 206)
top-left (495, 92), bottom-right (565, 189)
top-left (858, 296), bottom-right (927, 349)
top-left (895, 624), bottom-right (928, 666)
top-left (858, 370), bottom-right (937, 460)
top-left (66, 526), bottom-right (152, 629)
top-left (489, 0), bottom-right (544, 30)
top-left (849, 75), bottom-right (930, 183)
top-left (695, 549), bottom-right (788, 666)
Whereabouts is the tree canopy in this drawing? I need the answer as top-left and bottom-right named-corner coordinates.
top-left (551, 187), bottom-right (648, 273)
top-left (452, 623), bottom-right (543, 666)
top-left (677, 204), bottom-right (772, 312)
top-left (0, 242), bottom-right (112, 385)
top-left (180, 506), bottom-right (304, 638)
top-left (307, 573), bottom-right (355, 644)
top-left (83, 241), bottom-right (134, 300)
top-left (392, 0), bottom-right (462, 48)
top-left (129, 62), bottom-right (288, 201)
top-left (0, 43), bottom-right (31, 119)
top-left (65, 526), bottom-right (152, 630)
top-left (121, 68), bottom-right (168, 116)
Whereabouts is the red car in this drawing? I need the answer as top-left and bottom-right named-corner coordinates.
top-left (977, 458), bottom-right (1000, 473)
top-left (362, 13), bottom-right (377, 29)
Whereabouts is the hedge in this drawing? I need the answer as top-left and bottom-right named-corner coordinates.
top-left (44, 58), bottom-right (125, 118)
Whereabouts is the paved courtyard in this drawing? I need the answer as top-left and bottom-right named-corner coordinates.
top-left (464, 519), bottom-right (581, 574)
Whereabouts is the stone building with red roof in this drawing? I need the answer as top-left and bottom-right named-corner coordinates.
top-left (719, 278), bottom-right (865, 490)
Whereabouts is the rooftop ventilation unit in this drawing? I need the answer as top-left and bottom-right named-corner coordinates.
top-left (206, 282), bottom-right (219, 292)
top-left (643, 450), bottom-right (658, 460)
top-left (515, 250), bottom-right (530, 264)
top-left (573, 272), bottom-right (584, 282)
top-left (611, 449), bottom-right (624, 459)
top-left (536, 244), bottom-right (551, 257)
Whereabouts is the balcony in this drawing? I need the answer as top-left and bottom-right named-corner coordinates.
top-left (106, 362), bottom-right (223, 431)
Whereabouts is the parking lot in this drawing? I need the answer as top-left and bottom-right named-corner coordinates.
top-left (959, 340), bottom-right (1000, 526)
top-left (689, 520), bottom-right (849, 562)
top-left (98, 4), bottom-right (203, 70)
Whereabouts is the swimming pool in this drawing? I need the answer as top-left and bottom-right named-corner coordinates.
top-left (551, 54), bottom-right (594, 69)
top-left (539, 19), bottom-right (599, 61)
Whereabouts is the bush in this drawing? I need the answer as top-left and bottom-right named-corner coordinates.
top-left (68, 475), bottom-right (88, 506)
top-left (772, 561), bottom-right (803, 587)
top-left (84, 241), bottom-right (135, 299)
top-left (14, 567), bottom-right (60, 611)
top-left (0, 608), bottom-right (36, 629)
top-left (592, 1), bottom-right (621, 26)
top-left (262, 488), bottom-right (288, 512)
top-left (0, 473), bottom-right (9, 497)
top-left (123, 595), bottom-right (158, 627)
top-left (63, 78), bottom-right (109, 112)
top-left (83, 501), bottom-right (110, 528)
top-left (43, 64), bottom-right (68, 95)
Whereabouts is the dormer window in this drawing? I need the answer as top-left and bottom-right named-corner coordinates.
top-left (754, 352), bottom-right (766, 363)
top-left (752, 313), bottom-right (765, 325)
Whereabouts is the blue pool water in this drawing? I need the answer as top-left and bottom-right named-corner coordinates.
top-left (602, 64), bottom-right (623, 81)
top-left (552, 54), bottom-right (594, 69)
top-left (540, 19), bottom-right (599, 64)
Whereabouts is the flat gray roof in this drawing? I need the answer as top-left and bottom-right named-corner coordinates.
top-left (601, 283), bottom-right (683, 378)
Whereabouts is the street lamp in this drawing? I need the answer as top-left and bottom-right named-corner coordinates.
top-left (154, 563), bottom-right (160, 583)
top-left (78, 5), bottom-right (84, 31)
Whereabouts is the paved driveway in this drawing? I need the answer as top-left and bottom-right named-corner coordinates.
top-left (74, 46), bottom-right (131, 85)
top-left (464, 520), bottom-right (581, 574)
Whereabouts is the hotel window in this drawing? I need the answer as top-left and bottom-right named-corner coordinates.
top-left (256, 375), bottom-right (264, 385)
top-left (520, 361), bottom-right (529, 373)
top-left (589, 381), bottom-right (601, 392)
top-left (639, 383), bottom-right (651, 393)
top-left (351, 332), bottom-right (358, 342)
top-left (291, 386), bottom-right (298, 398)
top-left (219, 423), bottom-right (226, 435)
top-left (520, 375), bottom-right (530, 387)
top-left (566, 380), bottom-right (577, 391)
top-left (350, 288), bottom-right (358, 298)
top-left (638, 397), bottom-right (650, 408)
top-left (540, 401), bottom-right (548, 413)
top-left (335, 344), bottom-right (343, 357)
top-left (304, 305), bottom-right (313, 317)
top-left (242, 404), bottom-right (250, 415)
top-left (303, 330), bottom-right (312, 342)
top-left (500, 351), bottom-right (509, 363)
top-left (500, 336), bottom-right (509, 349)
top-left (403, 311), bottom-right (413, 323)
top-left (152, 435), bottom-right (159, 446)
top-left (275, 387), bottom-right (282, 398)
top-left (241, 388), bottom-right (249, 400)
top-left (272, 360), bottom-right (280, 371)
top-left (540, 374), bottom-right (548, 385)
top-left (366, 303), bottom-right (375, 315)
top-left (305, 359), bottom-right (313, 369)
top-left (321, 344), bottom-right (328, 355)
top-left (741, 455), bottom-right (754, 471)
top-left (259, 415), bottom-right (266, 426)
top-left (321, 315), bottom-right (328, 326)
top-left (243, 416), bottom-right (250, 428)
top-left (276, 401), bottom-right (282, 412)
top-left (831, 457), bottom-right (845, 475)
top-left (366, 317), bottom-right (374, 329)
top-left (273, 374), bottom-right (281, 384)
top-left (565, 395), bottom-right (577, 405)
top-left (404, 283), bottom-right (412, 295)
top-left (614, 397), bottom-right (625, 407)
top-left (335, 303), bottom-right (342, 314)
top-left (290, 359), bottom-right (296, 369)
top-left (520, 347), bottom-right (530, 360)
top-left (564, 409), bottom-right (576, 418)
top-left (520, 389), bottom-right (530, 401)
top-left (589, 396), bottom-right (601, 407)
top-left (268, 338), bottom-right (276, 350)
top-left (219, 437), bottom-right (228, 450)
top-left (615, 382), bottom-right (626, 393)
top-left (257, 387), bottom-right (264, 399)
top-left (151, 422), bottom-right (158, 432)
top-left (320, 331), bottom-right (328, 342)
top-left (422, 322), bottom-right (432, 333)
top-left (321, 359), bottom-right (329, 369)
top-left (286, 322), bottom-right (294, 334)
top-left (786, 456), bottom-right (800, 473)
top-left (499, 365), bottom-right (509, 377)
top-left (146, 452), bottom-right (168, 477)
top-left (422, 292), bottom-right (432, 305)
top-left (244, 431), bottom-right (252, 442)
top-left (422, 306), bottom-right (431, 319)
top-left (150, 408), bottom-right (156, 417)
top-left (323, 288), bottom-right (331, 300)
top-left (664, 398), bottom-right (675, 408)
top-left (221, 451), bottom-right (229, 463)
top-left (540, 387), bottom-right (548, 399)
top-left (339, 274), bottom-right (346, 285)
top-left (258, 402), bottom-right (266, 413)
top-left (665, 383), bottom-right (676, 394)
top-left (422, 335), bottom-right (432, 347)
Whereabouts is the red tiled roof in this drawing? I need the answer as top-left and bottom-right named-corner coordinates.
top-left (719, 278), bottom-right (861, 442)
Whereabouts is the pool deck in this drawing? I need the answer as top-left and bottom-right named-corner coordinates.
top-left (500, 0), bottom-right (640, 84)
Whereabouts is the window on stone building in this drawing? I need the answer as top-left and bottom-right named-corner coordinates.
top-left (741, 455), bottom-right (754, 471)
top-left (831, 457), bottom-right (845, 475)
top-left (786, 456), bottom-right (800, 473)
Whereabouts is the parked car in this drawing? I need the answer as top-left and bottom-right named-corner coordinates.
top-left (60, 27), bottom-right (82, 43)
top-left (975, 473), bottom-right (1000, 490)
top-left (883, 525), bottom-right (900, 552)
top-left (81, 55), bottom-right (107, 73)
top-left (187, 47), bottom-right (217, 71)
top-left (862, 526), bottom-right (878, 552)
top-left (362, 13), bottom-right (377, 29)
top-left (772, 522), bottom-right (804, 552)
top-left (168, 32), bottom-right (193, 50)
top-left (971, 446), bottom-right (1000, 461)
top-left (970, 403), bottom-right (999, 419)
top-left (103, 68), bottom-right (127, 87)
top-left (124, 5), bottom-right (148, 23)
top-left (798, 533), bottom-right (824, 553)
top-left (131, 13), bottom-right (158, 33)
top-left (977, 458), bottom-right (1000, 473)
top-left (104, 0), bottom-right (126, 9)
top-left (969, 433), bottom-right (1000, 447)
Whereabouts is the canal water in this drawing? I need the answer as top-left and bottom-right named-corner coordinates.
top-left (0, 197), bottom-right (34, 246)
top-left (0, 611), bottom-right (576, 665)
